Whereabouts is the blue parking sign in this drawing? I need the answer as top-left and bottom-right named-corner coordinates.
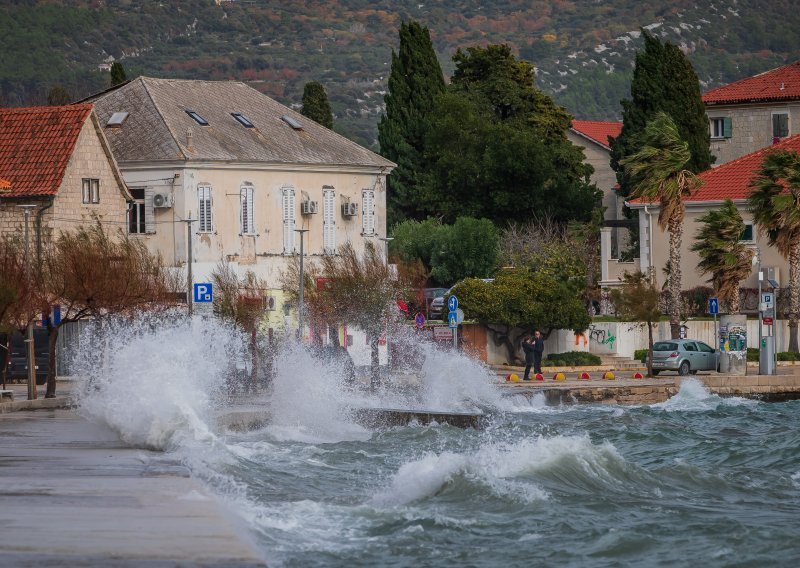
top-left (193, 283), bottom-right (213, 303)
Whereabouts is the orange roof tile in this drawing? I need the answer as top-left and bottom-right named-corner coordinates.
top-left (570, 120), bottom-right (623, 149)
top-left (703, 61), bottom-right (800, 105)
top-left (0, 104), bottom-right (93, 197)
top-left (630, 134), bottom-right (800, 205)
top-left (0, 178), bottom-right (10, 190)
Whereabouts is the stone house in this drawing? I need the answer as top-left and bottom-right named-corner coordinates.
top-left (0, 104), bottom-right (131, 253)
top-left (567, 120), bottom-right (627, 256)
top-left (89, 77), bottom-right (395, 344)
top-left (603, 134), bottom-right (799, 298)
top-left (704, 61), bottom-right (800, 166)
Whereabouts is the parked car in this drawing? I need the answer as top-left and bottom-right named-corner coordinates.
top-left (429, 279), bottom-right (494, 320)
top-left (647, 339), bottom-right (719, 376)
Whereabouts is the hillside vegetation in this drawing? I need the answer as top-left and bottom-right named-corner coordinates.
top-left (2, 0), bottom-right (799, 147)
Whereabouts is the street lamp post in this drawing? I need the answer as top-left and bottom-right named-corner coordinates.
top-left (16, 204), bottom-right (37, 400)
top-left (294, 229), bottom-right (309, 341)
top-left (181, 216), bottom-right (197, 316)
top-left (377, 236), bottom-right (394, 261)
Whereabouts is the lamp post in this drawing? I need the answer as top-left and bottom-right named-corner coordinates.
top-left (755, 246), bottom-right (762, 370)
top-left (294, 229), bottom-right (309, 341)
top-left (180, 215), bottom-right (197, 316)
top-left (377, 236), bottom-right (394, 261)
top-left (16, 204), bottom-right (37, 400)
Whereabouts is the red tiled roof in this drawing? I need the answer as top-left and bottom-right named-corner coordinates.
top-left (570, 120), bottom-right (623, 149)
top-left (0, 104), bottom-right (93, 197)
top-left (0, 178), bottom-right (10, 190)
top-left (630, 134), bottom-right (800, 205)
top-left (703, 61), bottom-right (800, 105)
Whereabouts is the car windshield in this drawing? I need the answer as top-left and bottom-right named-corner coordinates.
top-left (653, 342), bottom-right (678, 351)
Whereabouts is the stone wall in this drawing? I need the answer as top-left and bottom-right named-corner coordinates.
top-left (707, 102), bottom-right (800, 166)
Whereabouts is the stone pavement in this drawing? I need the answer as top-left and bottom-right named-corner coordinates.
top-left (0, 408), bottom-right (266, 567)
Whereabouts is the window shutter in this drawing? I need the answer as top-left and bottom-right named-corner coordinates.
top-left (144, 186), bottom-right (155, 233)
top-left (362, 189), bottom-right (375, 235)
top-left (282, 187), bottom-right (295, 254)
top-left (323, 188), bottom-right (336, 254)
top-left (723, 117), bottom-right (732, 138)
top-left (198, 186), bottom-right (213, 232)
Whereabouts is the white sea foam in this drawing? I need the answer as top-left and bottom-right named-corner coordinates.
top-left (654, 378), bottom-right (758, 412)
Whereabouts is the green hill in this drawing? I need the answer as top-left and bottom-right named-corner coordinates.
top-left (2, 0), bottom-right (799, 148)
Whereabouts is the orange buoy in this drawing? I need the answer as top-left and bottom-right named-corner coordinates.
top-left (535, 373), bottom-right (545, 381)
top-left (553, 372), bottom-right (566, 381)
top-left (579, 371), bottom-right (591, 380)
top-left (603, 371), bottom-right (615, 380)
top-left (633, 372), bottom-right (644, 379)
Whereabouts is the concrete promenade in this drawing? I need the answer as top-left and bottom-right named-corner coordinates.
top-left (0, 388), bottom-right (266, 567)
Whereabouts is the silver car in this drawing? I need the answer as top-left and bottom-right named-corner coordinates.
top-left (647, 339), bottom-right (720, 376)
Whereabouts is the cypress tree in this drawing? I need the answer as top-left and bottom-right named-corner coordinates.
top-left (110, 62), bottom-right (127, 86)
top-left (378, 21), bottom-right (445, 224)
top-left (47, 85), bottom-right (71, 105)
top-left (611, 31), bottom-right (712, 199)
top-left (300, 81), bottom-right (333, 129)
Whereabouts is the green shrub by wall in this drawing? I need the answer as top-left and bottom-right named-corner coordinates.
top-left (543, 351), bottom-right (601, 367)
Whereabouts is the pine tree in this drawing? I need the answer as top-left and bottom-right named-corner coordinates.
top-left (110, 62), bottom-right (127, 86)
top-left (47, 85), bottom-right (71, 105)
top-left (378, 21), bottom-right (445, 225)
top-left (611, 31), bottom-right (712, 237)
top-left (300, 81), bottom-right (333, 129)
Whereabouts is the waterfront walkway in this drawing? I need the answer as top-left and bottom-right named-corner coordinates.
top-left (0, 403), bottom-right (265, 567)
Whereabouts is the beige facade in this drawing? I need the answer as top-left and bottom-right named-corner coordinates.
top-left (707, 102), bottom-right (800, 166)
top-left (0, 115), bottom-right (130, 244)
top-left (631, 201), bottom-right (786, 291)
top-left (566, 129), bottom-right (627, 256)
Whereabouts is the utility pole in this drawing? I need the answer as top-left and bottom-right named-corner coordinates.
top-left (294, 229), bottom-right (309, 341)
top-left (16, 205), bottom-right (37, 400)
top-left (181, 215), bottom-right (197, 316)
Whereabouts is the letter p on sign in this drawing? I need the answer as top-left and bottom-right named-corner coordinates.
top-left (193, 283), bottom-right (213, 303)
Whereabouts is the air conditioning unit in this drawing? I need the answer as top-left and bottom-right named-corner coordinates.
top-left (263, 296), bottom-right (277, 311)
top-left (152, 193), bottom-right (173, 208)
top-left (341, 202), bottom-right (358, 217)
top-left (301, 200), bottom-right (318, 215)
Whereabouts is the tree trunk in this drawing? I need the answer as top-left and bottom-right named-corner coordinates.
top-left (789, 241), bottom-right (800, 353)
top-left (647, 320), bottom-right (654, 378)
top-left (729, 286), bottom-right (740, 315)
top-left (668, 218), bottom-right (683, 339)
top-left (45, 324), bottom-right (59, 398)
top-left (250, 328), bottom-right (259, 392)
top-left (369, 335), bottom-right (380, 392)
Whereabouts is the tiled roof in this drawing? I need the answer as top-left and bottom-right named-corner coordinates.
top-left (570, 120), bottom-right (623, 149)
top-left (630, 134), bottom-right (800, 205)
top-left (0, 178), bottom-right (10, 190)
top-left (703, 61), bottom-right (800, 105)
top-left (93, 77), bottom-right (395, 169)
top-left (0, 104), bottom-right (93, 197)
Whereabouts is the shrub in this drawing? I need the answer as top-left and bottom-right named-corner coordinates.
top-left (544, 351), bottom-right (601, 366)
top-left (746, 347), bottom-right (759, 362)
top-left (778, 352), bottom-right (800, 361)
top-left (634, 348), bottom-right (649, 362)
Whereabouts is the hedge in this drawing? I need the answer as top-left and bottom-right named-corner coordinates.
top-left (543, 351), bottom-right (601, 367)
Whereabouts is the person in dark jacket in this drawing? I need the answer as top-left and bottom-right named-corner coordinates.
top-left (532, 330), bottom-right (545, 374)
top-left (521, 336), bottom-right (535, 380)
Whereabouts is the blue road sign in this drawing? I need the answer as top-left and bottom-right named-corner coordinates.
top-left (448, 295), bottom-right (458, 312)
top-left (193, 283), bottom-right (213, 303)
top-left (414, 311), bottom-right (426, 329)
top-left (448, 311), bottom-right (458, 329)
top-left (709, 297), bottom-right (719, 315)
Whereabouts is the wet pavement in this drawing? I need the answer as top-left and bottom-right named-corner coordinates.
top-left (0, 408), bottom-right (266, 567)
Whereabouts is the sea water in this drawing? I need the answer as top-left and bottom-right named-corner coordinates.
top-left (74, 316), bottom-right (800, 567)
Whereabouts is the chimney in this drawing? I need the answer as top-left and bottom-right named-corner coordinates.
top-left (186, 127), bottom-right (194, 151)
top-left (780, 82), bottom-right (785, 91)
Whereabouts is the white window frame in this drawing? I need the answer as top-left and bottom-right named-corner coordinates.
top-left (361, 189), bottom-right (375, 236)
top-left (198, 185), bottom-right (213, 233)
top-left (323, 187), bottom-right (336, 254)
top-left (772, 112), bottom-right (790, 139)
top-left (82, 178), bottom-right (99, 204)
top-left (282, 186), bottom-right (296, 254)
top-left (240, 184), bottom-right (255, 235)
top-left (128, 187), bottom-right (146, 234)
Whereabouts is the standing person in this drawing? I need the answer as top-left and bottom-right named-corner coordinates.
top-left (532, 330), bottom-right (545, 375)
top-left (521, 336), bottom-right (535, 381)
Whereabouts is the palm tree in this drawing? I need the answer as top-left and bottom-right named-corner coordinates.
top-left (749, 150), bottom-right (800, 353)
top-left (691, 199), bottom-right (754, 313)
top-left (621, 112), bottom-right (702, 339)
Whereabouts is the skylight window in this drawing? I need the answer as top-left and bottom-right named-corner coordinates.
top-left (231, 112), bottom-right (254, 128)
top-left (186, 110), bottom-right (209, 126)
top-left (281, 115), bottom-right (303, 130)
top-left (106, 111), bottom-right (129, 128)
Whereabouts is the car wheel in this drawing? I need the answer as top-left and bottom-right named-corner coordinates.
top-left (678, 361), bottom-right (690, 376)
